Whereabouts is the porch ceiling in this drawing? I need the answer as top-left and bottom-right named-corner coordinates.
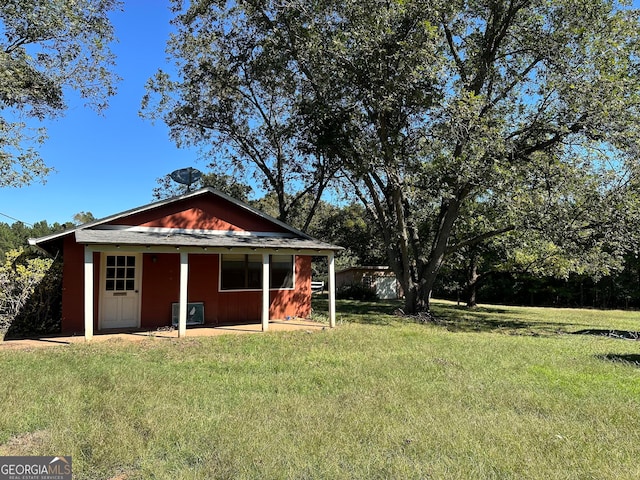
top-left (74, 229), bottom-right (341, 252)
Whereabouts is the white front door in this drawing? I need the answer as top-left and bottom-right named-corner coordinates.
top-left (100, 253), bottom-right (141, 329)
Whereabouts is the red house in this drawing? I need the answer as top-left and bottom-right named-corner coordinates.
top-left (29, 188), bottom-right (341, 340)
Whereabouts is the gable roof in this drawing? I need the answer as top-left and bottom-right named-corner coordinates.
top-left (30, 188), bottom-right (342, 253)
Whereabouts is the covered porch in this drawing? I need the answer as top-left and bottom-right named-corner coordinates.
top-left (80, 233), bottom-right (338, 341)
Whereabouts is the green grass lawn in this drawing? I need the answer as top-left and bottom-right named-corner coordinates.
top-left (1, 300), bottom-right (640, 479)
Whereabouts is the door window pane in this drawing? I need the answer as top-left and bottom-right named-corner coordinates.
top-left (106, 255), bottom-right (136, 291)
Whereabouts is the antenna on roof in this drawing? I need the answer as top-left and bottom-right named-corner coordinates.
top-left (169, 167), bottom-right (202, 192)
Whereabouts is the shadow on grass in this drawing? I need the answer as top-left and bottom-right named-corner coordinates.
top-left (598, 354), bottom-right (640, 367)
top-left (315, 297), bottom-right (575, 335)
top-left (312, 297), bottom-right (402, 326)
top-left (573, 329), bottom-right (640, 341)
top-left (429, 304), bottom-right (572, 336)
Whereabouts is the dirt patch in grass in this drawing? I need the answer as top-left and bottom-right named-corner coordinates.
top-left (0, 430), bottom-right (49, 455)
top-left (107, 469), bottom-right (133, 480)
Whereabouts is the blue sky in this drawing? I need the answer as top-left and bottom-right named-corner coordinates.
top-left (0, 1), bottom-right (207, 226)
top-left (1, 1), bottom-right (639, 226)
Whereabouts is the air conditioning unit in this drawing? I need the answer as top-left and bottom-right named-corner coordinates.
top-left (171, 302), bottom-right (205, 326)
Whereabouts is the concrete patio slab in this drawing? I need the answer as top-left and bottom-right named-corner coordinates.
top-left (0, 319), bottom-right (328, 350)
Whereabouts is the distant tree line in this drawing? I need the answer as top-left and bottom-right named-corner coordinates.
top-left (0, 219), bottom-right (74, 259)
top-left (435, 255), bottom-right (640, 311)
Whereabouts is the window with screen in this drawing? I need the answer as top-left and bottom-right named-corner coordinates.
top-left (270, 255), bottom-right (294, 289)
top-left (221, 254), bottom-right (262, 290)
top-left (220, 254), bottom-right (294, 290)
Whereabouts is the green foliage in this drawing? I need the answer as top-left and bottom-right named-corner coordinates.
top-left (72, 211), bottom-right (95, 225)
top-left (2, 301), bottom-right (640, 478)
top-left (0, 219), bottom-right (74, 338)
top-left (4, 255), bottom-right (61, 339)
top-left (176, 0), bottom-right (640, 314)
top-left (142, 1), bottom-right (339, 226)
top-left (0, 248), bottom-right (54, 336)
top-left (0, 0), bottom-right (121, 187)
top-left (0, 219), bottom-right (71, 259)
top-left (306, 202), bottom-right (386, 267)
top-left (336, 282), bottom-right (378, 301)
top-left (441, 149), bottom-right (640, 306)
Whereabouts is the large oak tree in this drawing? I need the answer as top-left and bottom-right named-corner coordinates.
top-left (142, 0), bottom-right (339, 228)
top-left (152, 0), bottom-right (640, 313)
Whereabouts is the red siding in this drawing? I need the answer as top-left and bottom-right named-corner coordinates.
top-left (186, 254), bottom-right (220, 324)
top-left (61, 237), bottom-right (100, 334)
top-left (60, 212), bottom-right (312, 332)
top-left (62, 248), bottom-right (312, 332)
top-left (107, 195), bottom-right (290, 233)
top-left (270, 256), bottom-right (312, 319)
top-left (140, 253), bottom-right (180, 329)
top-left (137, 253), bottom-right (312, 328)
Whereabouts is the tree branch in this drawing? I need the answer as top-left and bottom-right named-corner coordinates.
top-left (441, 17), bottom-right (467, 85)
top-left (447, 225), bottom-right (516, 255)
top-left (481, 55), bottom-right (543, 116)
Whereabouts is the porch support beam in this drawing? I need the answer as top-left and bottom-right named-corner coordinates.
top-left (84, 247), bottom-right (94, 341)
top-left (178, 251), bottom-right (189, 338)
top-left (262, 253), bottom-right (270, 331)
top-left (328, 252), bottom-right (336, 328)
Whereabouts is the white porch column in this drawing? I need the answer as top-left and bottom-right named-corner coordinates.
top-left (178, 251), bottom-right (189, 338)
top-left (328, 252), bottom-right (336, 328)
top-left (84, 247), bottom-right (94, 341)
top-left (262, 253), bottom-right (270, 331)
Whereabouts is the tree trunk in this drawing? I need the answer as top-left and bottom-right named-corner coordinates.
top-left (403, 284), bottom-right (418, 314)
top-left (413, 193), bottom-right (466, 312)
top-left (467, 282), bottom-right (478, 308)
top-left (402, 280), bottom-right (429, 314)
top-left (465, 254), bottom-right (480, 308)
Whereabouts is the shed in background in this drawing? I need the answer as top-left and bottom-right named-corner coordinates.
top-left (336, 266), bottom-right (403, 300)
